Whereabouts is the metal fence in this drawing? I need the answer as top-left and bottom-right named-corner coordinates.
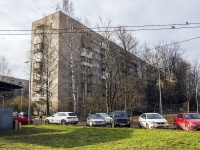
top-left (0, 108), bottom-right (13, 131)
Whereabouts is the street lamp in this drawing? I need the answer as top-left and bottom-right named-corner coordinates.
top-left (158, 67), bottom-right (162, 115)
top-left (25, 60), bottom-right (32, 124)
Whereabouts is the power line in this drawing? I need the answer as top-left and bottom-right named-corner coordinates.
top-left (0, 3), bottom-right (24, 14)
top-left (0, 26), bottom-right (199, 35)
top-left (1, 23), bottom-right (200, 32)
top-left (145, 36), bottom-right (200, 51)
top-left (0, 24), bottom-right (200, 34)
top-left (95, 22), bottom-right (200, 29)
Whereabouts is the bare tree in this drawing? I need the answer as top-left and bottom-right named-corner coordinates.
top-left (56, 0), bottom-right (74, 17)
top-left (116, 25), bottom-right (139, 55)
top-left (141, 42), bottom-right (186, 113)
top-left (0, 55), bottom-right (12, 81)
top-left (191, 60), bottom-right (200, 113)
top-left (96, 16), bottom-right (117, 113)
top-left (115, 26), bottom-right (141, 112)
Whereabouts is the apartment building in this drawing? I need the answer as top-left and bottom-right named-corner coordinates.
top-left (31, 11), bottom-right (155, 115)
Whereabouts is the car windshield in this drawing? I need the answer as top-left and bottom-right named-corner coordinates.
top-left (99, 113), bottom-right (110, 118)
top-left (184, 114), bottom-right (200, 119)
top-left (90, 114), bottom-right (103, 119)
top-left (99, 113), bottom-right (106, 118)
top-left (53, 113), bottom-right (59, 116)
top-left (114, 112), bottom-right (127, 118)
top-left (13, 115), bottom-right (25, 118)
top-left (146, 114), bottom-right (163, 119)
top-left (105, 113), bottom-right (111, 117)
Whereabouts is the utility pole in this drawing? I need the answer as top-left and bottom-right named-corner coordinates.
top-left (25, 61), bottom-right (32, 124)
top-left (158, 68), bottom-right (162, 115)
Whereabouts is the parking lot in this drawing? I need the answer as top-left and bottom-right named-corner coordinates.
top-left (33, 116), bottom-right (176, 129)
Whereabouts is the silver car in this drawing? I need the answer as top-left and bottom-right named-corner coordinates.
top-left (87, 114), bottom-right (106, 127)
top-left (96, 113), bottom-right (112, 124)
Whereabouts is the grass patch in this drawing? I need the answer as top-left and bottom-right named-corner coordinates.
top-left (0, 125), bottom-right (200, 149)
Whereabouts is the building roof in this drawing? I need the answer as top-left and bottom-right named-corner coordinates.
top-left (0, 81), bottom-right (22, 92)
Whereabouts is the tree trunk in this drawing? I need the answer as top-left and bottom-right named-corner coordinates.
top-left (196, 87), bottom-right (198, 113)
top-left (70, 46), bottom-right (77, 113)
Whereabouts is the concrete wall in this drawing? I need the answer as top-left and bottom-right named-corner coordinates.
top-left (0, 108), bottom-right (13, 131)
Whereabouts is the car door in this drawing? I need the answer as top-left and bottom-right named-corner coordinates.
top-left (139, 114), bottom-right (147, 127)
top-left (18, 116), bottom-right (26, 124)
top-left (55, 113), bottom-right (63, 123)
top-left (51, 113), bottom-right (59, 123)
top-left (175, 114), bottom-right (184, 128)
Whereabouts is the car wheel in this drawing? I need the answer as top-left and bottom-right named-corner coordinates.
top-left (138, 122), bottom-right (142, 128)
top-left (61, 120), bottom-right (66, 125)
top-left (174, 122), bottom-right (178, 130)
top-left (45, 119), bottom-right (50, 124)
top-left (126, 124), bottom-right (131, 128)
top-left (185, 124), bottom-right (189, 131)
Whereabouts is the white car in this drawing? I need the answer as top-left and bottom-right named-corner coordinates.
top-left (96, 113), bottom-right (112, 124)
top-left (138, 113), bottom-right (168, 129)
top-left (44, 112), bottom-right (78, 125)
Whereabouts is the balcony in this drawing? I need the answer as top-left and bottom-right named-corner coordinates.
top-left (34, 49), bottom-right (43, 54)
top-left (33, 77), bottom-right (43, 83)
top-left (93, 63), bottom-right (100, 68)
top-left (35, 24), bottom-right (49, 29)
top-left (33, 53), bottom-right (44, 62)
top-left (93, 48), bottom-right (101, 53)
top-left (33, 87), bottom-right (43, 93)
top-left (81, 52), bottom-right (92, 59)
top-left (34, 34), bottom-right (44, 44)
top-left (81, 62), bottom-right (92, 67)
top-left (33, 43), bottom-right (43, 54)
top-left (33, 67), bottom-right (43, 74)
top-left (101, 41), bottom-right (107, 49)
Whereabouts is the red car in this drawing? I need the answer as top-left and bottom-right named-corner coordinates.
top-left (173, 113), bottom-right (200, 130)
top-left (13, 115), bottom-right (33, 125)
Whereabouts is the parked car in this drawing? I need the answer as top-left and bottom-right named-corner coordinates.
top-left (173, 113), bottom-right (200, 130)
top-left (96, 113), bottom-right (112, 124)
top-left (13, 115), bottom-right (33, 125)
top-left (110, 111), bottom-right (130, 127)
top-left (13, 112), bottom-right (19, 116)
top-left (19, 112), bottom-right (28, 117)
top-left (44, 112), bottom-right (78, 125)
top-left (87, 114), bottom-right (106, 127)
top-left (138, 113), bottom-right (168, 129)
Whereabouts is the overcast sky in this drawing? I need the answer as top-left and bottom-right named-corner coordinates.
top-left (0, 0), bottom-right (200, 80)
